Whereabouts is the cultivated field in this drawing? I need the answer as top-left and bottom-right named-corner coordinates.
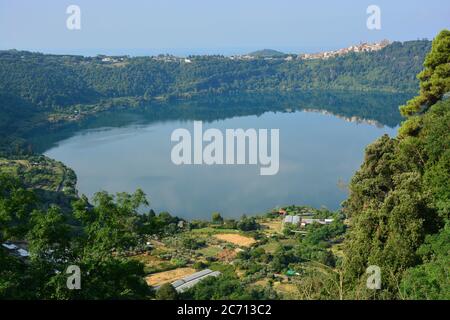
top-left (145, 267), bottom-right (196, 287)
top-left (213, 233), bottom-right (256, 247)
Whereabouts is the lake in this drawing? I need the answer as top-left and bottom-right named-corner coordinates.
top-left (41, 91), bottom-right (407, 219)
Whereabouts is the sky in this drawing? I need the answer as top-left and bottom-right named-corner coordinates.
top-left (1, 0), bottom-right (449, 56)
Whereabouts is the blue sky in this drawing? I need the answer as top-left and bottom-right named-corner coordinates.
top-left (1, 0), bottom-right (449, 56)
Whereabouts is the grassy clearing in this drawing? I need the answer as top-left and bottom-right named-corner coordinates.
top-left (279, 238), bottom-right (298, 246)
top-left (260, 241), bottom-right (282, 253)
top-left (251, 279), bottom-right (269, 288)
top-left (273, 282), bottom-right (299, 299)
top-left (260, 219), bottom-right (283, 234)
top-left (131, 253), bottom-right (178, 274)
top-left (190, 227), bottom-right (240, 235)
top-left (208, 262), bottom-right (235, 274)
top-left (330, 243), bottom-right (345, 258)
top-left (198, 245), bottom-right (222, 258)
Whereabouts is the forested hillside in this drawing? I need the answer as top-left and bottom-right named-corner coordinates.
top-left (0, 40), bottom-right (430, 111)
top-left (342, 30), bottom-right (450, 299)
top-left (0, 91), bottom-right (44, 155)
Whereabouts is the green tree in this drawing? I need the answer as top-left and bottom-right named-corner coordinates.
top-left (237, 215), bottom-right (259, 231)
top-left (156, 283), bottom-right (178, 300)
top-left (0, 174), bottom-right (36, 240)
top-left (400, 223), bottom-right (450, 300)
top-left (342, 30), bottom-right (450, 299)
top-left (0, 176), bottom-right (151, 299)
top-left (182, 237), bottom-right (206, 250)
top-left (0, 248), bottom-right (27, 299)
top-left (211, 212), bottom-right (224, 225)
top-left (400, 29), bottom-right (450, 116)
top-left (27, 206), bottom-right (71, 262)
top-left (72, 190), bottom-right (147, 256)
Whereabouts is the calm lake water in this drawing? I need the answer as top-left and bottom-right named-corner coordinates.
top-left (42, 92), bottom-right (404, 219)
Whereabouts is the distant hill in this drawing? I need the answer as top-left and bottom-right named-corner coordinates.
top-left (0, 40), bottom-right (431, 113)
top-left (247, 49), bottom-right (286, 57)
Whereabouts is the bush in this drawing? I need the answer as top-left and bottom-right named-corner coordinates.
top-left (237, 215), bottom-right (260, 231)
top-left (182, 237), bottom-right (206, 250)
top-left (193, 261), bottom-right (209, 270)
top-left (156, 283), bottom-right (178, 300)
top-left (211, 212), bottom-right (224, 224)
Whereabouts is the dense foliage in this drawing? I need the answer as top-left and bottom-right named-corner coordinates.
top-left (342, 30), bottom-right (450, 299)
top-left (0, 40), bottom-right (429, 112)
top-left (182, 273), bottom-right (279, 300)
top-left (400, 30), bottom-right (450, 116)
top-left (0, 174), bottom-right (158, 299)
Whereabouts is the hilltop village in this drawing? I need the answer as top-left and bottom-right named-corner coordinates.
top-left (95, 40), bottom-right (391, 64)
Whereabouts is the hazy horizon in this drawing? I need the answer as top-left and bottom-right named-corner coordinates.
top-left (1, 0), bottom-right (448, 57)
top-left (0, 38), bottom-right (429, 58)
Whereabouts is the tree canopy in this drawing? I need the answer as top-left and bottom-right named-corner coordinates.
top-left (342, 30), bottom-right (450, 299)
top-left (400, 30), bottom-right (450, 116)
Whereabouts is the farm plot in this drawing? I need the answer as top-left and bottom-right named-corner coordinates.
top-left (145, 267), bottom-right (196, 287)
top-left (213, 233), bottom-right (256, 247)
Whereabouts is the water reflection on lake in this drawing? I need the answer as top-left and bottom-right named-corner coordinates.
top-left (41, 91), bottom-right (406, 219)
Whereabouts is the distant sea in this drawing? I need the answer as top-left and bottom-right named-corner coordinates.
top-left (7, 46), bottom-right (343, 57)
